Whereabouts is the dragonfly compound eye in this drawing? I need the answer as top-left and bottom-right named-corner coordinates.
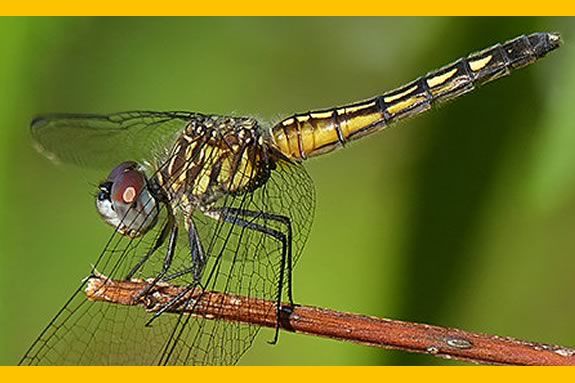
top-left (96, 161), bottom-right (159, 238)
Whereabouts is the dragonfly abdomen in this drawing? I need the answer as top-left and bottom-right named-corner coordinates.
top-left (270, 32), bottom-right (561, 161)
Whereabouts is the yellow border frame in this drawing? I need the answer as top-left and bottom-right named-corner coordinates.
top-left (0, 0), bottom-right (574, 16)
top-left (2, 3), bottom-right (574, 380)
top-left (3, 366), bottom-right (575, 381)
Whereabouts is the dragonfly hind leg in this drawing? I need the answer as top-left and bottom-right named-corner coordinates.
top-left (210, 206), bottom-right (294, 345)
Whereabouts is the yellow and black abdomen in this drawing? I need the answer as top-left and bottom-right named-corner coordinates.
top-left (270, 32), bottom-right (561, 161)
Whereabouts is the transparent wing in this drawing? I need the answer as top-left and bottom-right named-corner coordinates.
top-left (20, 133), bottom-right (315, 365)
top-left (31, 111), bottom-right (196, 169)
top-left (19, 202), bottom-right (190, 365)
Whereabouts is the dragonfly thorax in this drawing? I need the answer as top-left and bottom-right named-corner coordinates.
top-left (157, 115), bottom-right (274, 212)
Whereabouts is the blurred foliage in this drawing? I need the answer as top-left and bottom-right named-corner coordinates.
top-left (1, 17), bottom-right (574, 365)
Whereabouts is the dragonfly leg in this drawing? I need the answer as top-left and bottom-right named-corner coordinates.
top-left (144, 220), bottom-right (208, 329)
top-left (162, 217), bottom-right (206, 283)
top-left (125, 213), bottom-right (174, 280)
top-left (144, 282), bottom-right (203, 327)
top-left (217, 207), bottom-right (294, 304)
top-left (135, 222), bottom-right (179, 305)
top-left (188, 217), bottom-right (206, 282)
top-left (211, 207), bottom-right (293, 345)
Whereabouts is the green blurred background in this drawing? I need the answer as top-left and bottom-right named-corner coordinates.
top-left (1, 17), bottom-right (575, 365)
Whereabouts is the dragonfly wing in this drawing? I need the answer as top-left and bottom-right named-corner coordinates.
top-left (21, 122), bottom-right (315, 365)
top-left (19, 203), bottom-right (192, 364)
top-left (31, 111), bottom-right (196, 170)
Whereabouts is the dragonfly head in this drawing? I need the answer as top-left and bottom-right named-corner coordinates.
top-left (96, 161), bottom-right (159, 238)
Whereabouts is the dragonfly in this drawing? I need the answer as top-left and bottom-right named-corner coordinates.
top-left (20, 32), bottom-right (561, 365)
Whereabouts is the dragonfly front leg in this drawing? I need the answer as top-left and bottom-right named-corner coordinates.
top-left (125, 212), bottom-right (174, 280)
top-left (135, 219), bottom-right (179, 304)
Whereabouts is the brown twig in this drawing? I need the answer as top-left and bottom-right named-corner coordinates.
top-left (86, 274), bottom-right (575, 365)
